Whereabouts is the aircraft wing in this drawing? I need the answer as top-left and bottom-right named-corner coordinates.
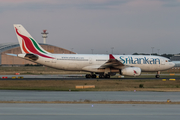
top-left (99, 54), bottom-right (125, 69)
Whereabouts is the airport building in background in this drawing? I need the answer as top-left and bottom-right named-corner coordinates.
top-left (0, 43), bottom-right (75, 66)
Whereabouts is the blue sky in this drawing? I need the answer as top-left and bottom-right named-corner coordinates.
top-left (0, 0), bottom-right (180, 54)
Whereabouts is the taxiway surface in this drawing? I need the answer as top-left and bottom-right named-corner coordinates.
top-left (0, 104), bottom-right (180, 120)
top-left (0, 90), bottom-right (180, 102)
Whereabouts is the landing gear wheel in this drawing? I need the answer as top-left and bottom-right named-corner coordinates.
top-left (92, 74), bottom-right (97, 78)
top-left (99, 74), bottom-right (104, 79)
top-left (156, 75), bottom-right (160, 78)
top-left (105, 74), bottom-right (110, 79)
top-left (156, 71), bottom-right (160, 78)
top-left (85, 74), bottom-right (91, 78)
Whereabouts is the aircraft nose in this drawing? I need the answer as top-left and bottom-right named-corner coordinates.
top-left (170, 62), bottom-right (175, 68)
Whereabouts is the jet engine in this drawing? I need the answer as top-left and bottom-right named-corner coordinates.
top-left (120, 67), bottom-right (141, 76)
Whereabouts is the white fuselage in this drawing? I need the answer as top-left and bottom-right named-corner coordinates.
top-left (23, 54), bottom-right (174, 73)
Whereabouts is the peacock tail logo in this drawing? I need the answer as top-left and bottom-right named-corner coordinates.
top-left (15, 27), bottom-right (54, 59)
top-left (134, 70), bottom-right (138, 74)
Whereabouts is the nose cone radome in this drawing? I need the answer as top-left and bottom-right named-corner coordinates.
top-left (170, 62), bottom-right (175, 68)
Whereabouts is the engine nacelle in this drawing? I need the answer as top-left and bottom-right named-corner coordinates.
top-left (120, 67), bottom-right (141, 76)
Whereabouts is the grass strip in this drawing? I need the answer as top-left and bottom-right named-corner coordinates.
top-left (0, 79), bottom-right (180, 91)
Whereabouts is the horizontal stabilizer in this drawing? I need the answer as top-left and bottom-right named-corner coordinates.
top-left (25, 54), bottom-right (39, 61)
top-left (6, 53), bottom-right (17, 57)
top-left (17, 53), bottom-right (39, 61)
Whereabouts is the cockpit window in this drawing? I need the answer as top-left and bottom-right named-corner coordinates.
top-left (166, 60), bottom-right (171, 62)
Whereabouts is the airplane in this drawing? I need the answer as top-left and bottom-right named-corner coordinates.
top-left (11, 24), bottom-right (175, 78)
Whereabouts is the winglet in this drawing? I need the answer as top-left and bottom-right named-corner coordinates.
top-left (109, 54), bottom-right (115, 59)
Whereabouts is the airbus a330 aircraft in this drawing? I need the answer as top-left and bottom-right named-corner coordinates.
top-left (11, 24), bottom-right (175, 78)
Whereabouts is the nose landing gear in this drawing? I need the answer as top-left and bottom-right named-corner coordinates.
top-left (155, 75), bottom-right (160, 78)
top-left (155, 71), bottom-right (160, 78)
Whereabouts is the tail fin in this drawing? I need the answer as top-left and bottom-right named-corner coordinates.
top-left (13, 24), bottom-right (50, 54)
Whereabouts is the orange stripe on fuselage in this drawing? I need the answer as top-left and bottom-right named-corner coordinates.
top-left (22, 39), bottom-right (29, 53)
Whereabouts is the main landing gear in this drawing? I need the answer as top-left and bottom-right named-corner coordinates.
top-left (155, 71), bottom-right (160, 78)
top-left (85, 74), bottom-right (97, 78)
top-left (99, 74), bottom-right (110, 79)
top-left (85, 73), bottom-right (110, 79)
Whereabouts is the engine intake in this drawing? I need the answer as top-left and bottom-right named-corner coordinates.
top-left (120, 67), bottom-right (141, 76)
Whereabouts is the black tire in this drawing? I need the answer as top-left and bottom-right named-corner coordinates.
top-left (156, 75), bottom-right (160, 78)
top-left (99, 74), bottom-right (104, 79)
top-left (85, 74), bottom-right (91, 78)
top-left (92, 74), bottom-right (97, 78)
top-left (105, 74), bottom-right (110, 79)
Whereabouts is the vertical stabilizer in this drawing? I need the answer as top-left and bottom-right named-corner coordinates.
top-left (13, 24), bottom-right (50, 55)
